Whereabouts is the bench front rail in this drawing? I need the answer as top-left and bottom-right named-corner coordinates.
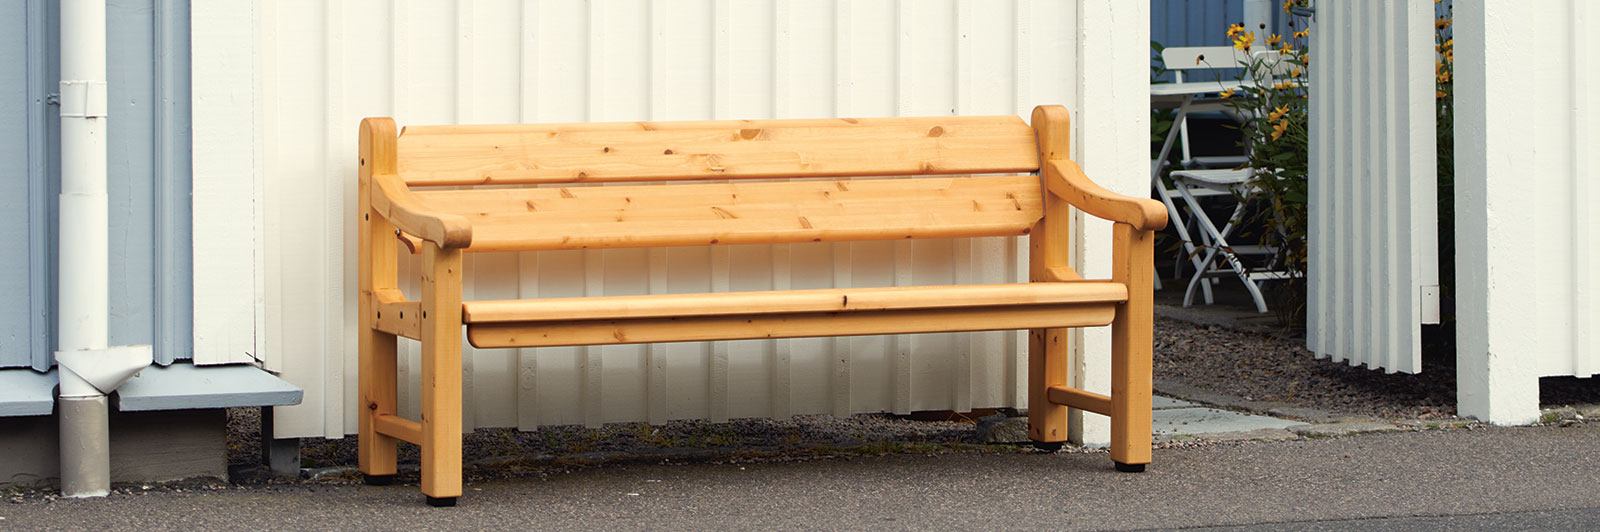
top-left (355, 105), bottom-right (1167, 505)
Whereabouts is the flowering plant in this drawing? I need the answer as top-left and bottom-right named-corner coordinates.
top-left (1211, 2), bottom-right (1313, 321)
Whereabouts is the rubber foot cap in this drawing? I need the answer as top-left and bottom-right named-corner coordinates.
top-left (363, 474), bottom-right (395, 486)
top-left (1114, 461), bottom-right (1147, 473)
top-left (426, 496), bottom-right (458, 507)
top-left (1031, 440), bottom-right (1064, 452)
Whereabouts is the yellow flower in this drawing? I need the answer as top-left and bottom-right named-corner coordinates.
top-left (1273, 81), bottom-right (1294, 91)
top-left (1437, 70), bottom-right (1451, 84)
top-left (1271, 119), bottom-right (1289, 140)
top-left (1436, 17), bottom-right (1452, 30)
top-left (1267, 34), bottom-right (1283, 46)
top-left (1437, 89), bottom-right (1448, 99)
top-left (1278, 42), bottom-right (1293, 54)
top-left (1268, 106), bottom-right (1290, 122)
top-left (1219, 88), bottom-right (1236, 98)
top-left (1283, 0), bottom-right (1293, 14)
top-left (1290, 67), bottom-right (1302, 78)
top-left (1294, 29), bottom-right (1310, 39)
top-left (1233, 32), bottom-right (1255, 52)
top-left (1226, 23), bottom-right (1245, 38)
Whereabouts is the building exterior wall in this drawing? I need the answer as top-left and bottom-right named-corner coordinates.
top-left (1454, 0), bottom-right (1600, 424)
top-left (0, 0), bottom-right (193, 371)
top-left (1150, 0), bottom-right (1288, 83)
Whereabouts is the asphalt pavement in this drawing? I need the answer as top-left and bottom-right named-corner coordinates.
top-left (5, 422), bottom-right (1599, 531)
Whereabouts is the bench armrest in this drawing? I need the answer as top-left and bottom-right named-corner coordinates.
top-left (370, 172), bottom-right (474, 249)
top-left (1042, 159), bottom-right (1168, 232)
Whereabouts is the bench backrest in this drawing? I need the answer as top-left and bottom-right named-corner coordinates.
top-left (394, 115), bottom-right (1042, 187)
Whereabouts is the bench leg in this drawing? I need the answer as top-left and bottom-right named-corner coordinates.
top-left (1110, 223), bottom-right (1154, 471)
top-left (420, 244), bottom-right (464, 505)
top-left (1027, 326), bottom-right (1071, 446)
top-left (358, 202), bottom-right (399, 482)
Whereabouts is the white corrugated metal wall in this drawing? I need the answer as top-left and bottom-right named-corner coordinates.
top-left (1454, 0), bottom-right (1600, 424)
top-left (1307, 0), bottom-right (1439, 374)
top-left (192, 0), bottom-right (1149, 440)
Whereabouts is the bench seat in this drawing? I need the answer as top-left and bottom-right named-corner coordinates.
top-left (458, 282), bottom-right (1126, 348)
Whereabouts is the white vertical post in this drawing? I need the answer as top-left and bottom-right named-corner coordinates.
top-left (1452, 1), bottom-right (1541, 425)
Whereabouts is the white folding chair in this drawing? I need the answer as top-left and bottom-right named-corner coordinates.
top-left (1165, 50), bottom-right (1297, 314)
top-left (1151, 46), bottom-right (1253, 301)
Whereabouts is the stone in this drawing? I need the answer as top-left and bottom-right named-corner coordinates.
top-left (974, 415), bottom-right (1031, 444)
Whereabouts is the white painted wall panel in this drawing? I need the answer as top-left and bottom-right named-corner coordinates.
top-left (206, 0), bottom-right (1146, 440)
top-left (1306, 0), bottom-right (1438, 374)
top-left (1454, 0), bottom-right (1600, 425)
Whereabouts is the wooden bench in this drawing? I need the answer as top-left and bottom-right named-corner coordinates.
top-left (356, 105), bottom-right (1167, 506)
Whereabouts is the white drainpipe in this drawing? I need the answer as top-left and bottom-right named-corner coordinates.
top-left (56, 0), bottom-right (152, 498)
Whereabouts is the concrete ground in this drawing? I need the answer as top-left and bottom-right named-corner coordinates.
top-left (5, 421), bottom-right (1599, 531)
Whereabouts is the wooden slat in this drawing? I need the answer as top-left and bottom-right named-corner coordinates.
top-left (1046, 385), bottom-right (1112, 416)
top-left (395, 115), bottom-right (1041, 186)
top-left (372, 414), bottom-right (423, 444)
top-left (465, 304), bottom-right (1119, 349)
top-left (372, 291), bottom-right (421, 340)
top-left (411, 176), bottom-right (1044, 253)
top-left (463, 282), bottom-right (1127, 323)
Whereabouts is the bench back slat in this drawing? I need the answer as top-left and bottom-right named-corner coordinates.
top-left (396, 115), bottom-right (1041, 186)
top-left (413, 176), bottom-right (1044, 252)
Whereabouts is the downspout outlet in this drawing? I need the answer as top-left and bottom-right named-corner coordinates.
top-left (56, 346), bottom-right (152, 399)
top-left (55, 345), bottom-right (150, 498)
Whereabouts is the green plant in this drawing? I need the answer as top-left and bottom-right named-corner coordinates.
top-left (1434, 0), bottom-right (1456, 321)
top-left (1215, 3), bottom-right (1313, 323)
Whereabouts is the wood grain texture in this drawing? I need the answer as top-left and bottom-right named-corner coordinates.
top-left (1046, 385), bottom-right (1111, 416)
top-left (396, 115), bottom-right (1040, 186)
top-left (1043, 159), bottom-right (1168, 231)
top-left (464, 282), bottom-right (1126, 323)
top-left (372, 414), bottom-right (422, 444)
top-left (465, 304), bottom-right (1119, 349)
top-left (419, 244), bottom-right (464, 500)
top-left (357, 118), bottom-right (400, 478)
top-left (373, 295), bottom-right (420, 340)
top-left (1110, 223), bottom-right (1155, 466)
top-left (1027, 105), bottom-right (1073, 444)
top-left (411, 176), bottom-right (1043, 253)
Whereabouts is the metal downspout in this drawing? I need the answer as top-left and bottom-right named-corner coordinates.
top-left (56, 0), bottom-right (152, 498)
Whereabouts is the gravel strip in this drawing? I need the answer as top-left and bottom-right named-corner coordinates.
top-left (1153, 315), bottom-right (1600, 420)
top-left (1154, 316), bottom-right (1457, 420)
top-left (227, 407), bottom-right (1025, 480)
